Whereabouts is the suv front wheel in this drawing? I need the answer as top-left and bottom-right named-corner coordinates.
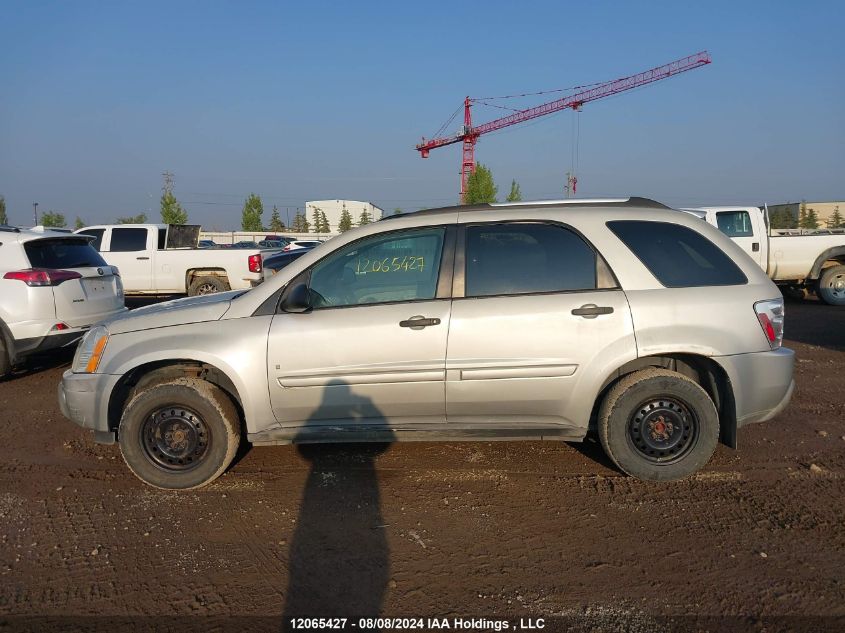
top-left (598, 368), bottom-right (719, 481)
top-left (118, 378), bottom-right (241, 490)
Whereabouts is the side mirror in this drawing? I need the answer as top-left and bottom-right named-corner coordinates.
top-left (280, 282), bottom-right (311, 313)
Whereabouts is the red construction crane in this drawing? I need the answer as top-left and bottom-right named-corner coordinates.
top-left (416, 51), bottom-right (712, 202)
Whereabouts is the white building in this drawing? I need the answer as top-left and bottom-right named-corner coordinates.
top-left (305, 200), bottom-right (384, 232)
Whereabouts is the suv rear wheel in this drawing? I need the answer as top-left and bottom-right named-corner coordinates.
top-left (598, 368), bottom-right (719, 481)
top-left (118, 378), bottom-right (240, 489)
top-left (0, 335), bottom-right (10, 379)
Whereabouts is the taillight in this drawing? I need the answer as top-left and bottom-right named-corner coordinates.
top-left (248, 254), bottom-right (262, 273)
top-left (282, 244), bottom-right (291, 252)
top-left (754, 298), bottom-right (784, 350)
top-left (3, 269), bottom-right (82, 286)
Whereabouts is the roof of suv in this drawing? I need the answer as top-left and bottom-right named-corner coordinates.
top-left (0, 225), bottom-right (91, 244)
top-left (382, 197), bottom-right (671, 221)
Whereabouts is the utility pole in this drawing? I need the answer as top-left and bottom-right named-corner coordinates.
top-left (32, 202), bottom-right (38, 225)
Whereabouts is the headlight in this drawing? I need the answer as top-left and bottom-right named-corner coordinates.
top-left (72, 325), bottom-right (109, 373)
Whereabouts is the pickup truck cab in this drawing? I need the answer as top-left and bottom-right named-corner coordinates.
top-left (75, 224), bottom-right (265, 296)
top-left (685, 206), bottom-right (845, 305)
top-left (59, 198), bottom-right (794, 490)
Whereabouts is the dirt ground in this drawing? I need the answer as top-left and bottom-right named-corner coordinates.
top-left (0, 297), bottom-right (843, 632)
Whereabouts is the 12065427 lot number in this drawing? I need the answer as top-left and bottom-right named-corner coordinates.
top-left (356, 255), bottom-right (425, 274)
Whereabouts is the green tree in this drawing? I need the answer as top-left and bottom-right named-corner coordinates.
top-left (358, 209), bottom-right (372, 226)
top-left (798, 201), bottom-right (809, 229)
top-left (311, 207), bottom-right (330, 233)
top-left (464, 163), bottom-right (498, 204)
top-left (827, 206), bottom-right (844, 229)
top-left (338, 209), bottom-right (353, 233)
top-left (769, 208), bottom-right (790, 230)
top-left (160, 191), bottom-right (188, 225)
top-left (117, 213), bottom-right (148, 224)
top-left (506, 179), bottom-right (523, 202)
top-left (40, 211), bottom-right (66, 228)
top-left (241, 193), bottom-right (264, 231)
top-left (393, 207), bottom-right (402, 215)
top-left (291, 211), bottom-right (310, 233)
top-left (268, 205), bottom-right (285, 232)
top-left (800, 205), bottom-right (820, 230)
top-left (0, 195), bottom-right (7, 225)
top-left (74, 216), bottom-right (85, 230)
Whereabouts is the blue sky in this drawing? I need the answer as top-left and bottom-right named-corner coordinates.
top-left (1, 0), bottom-right (843, 228)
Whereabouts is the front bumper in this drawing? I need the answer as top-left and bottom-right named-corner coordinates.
top-left (717, 347), bottom-right (796, 428)
top-left (57, 370), bottom-right (122, 443)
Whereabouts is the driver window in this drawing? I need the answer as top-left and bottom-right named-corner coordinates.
top-left (309, 228), bottom-right (445, 308)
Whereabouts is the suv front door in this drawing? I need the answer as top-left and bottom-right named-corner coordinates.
top-left (445, 220), bottom-right (637, 433)
top-left (267, 226), bottom-right (455, 431)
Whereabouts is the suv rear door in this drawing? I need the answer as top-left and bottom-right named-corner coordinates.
top-left (445, 220), bottom-right (637, 433)
top-left (22, 236), bottom-right (124, 327)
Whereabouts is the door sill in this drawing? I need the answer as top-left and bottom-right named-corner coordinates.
top-left (248, 423), bottom-right (586, 446)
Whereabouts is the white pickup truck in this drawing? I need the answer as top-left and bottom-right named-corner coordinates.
top-left (685, 206), bottom-right (845, 305)
top-left (75, 224), bottom-right (265, 296)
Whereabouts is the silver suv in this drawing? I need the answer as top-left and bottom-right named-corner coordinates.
top-left (1, 226), bottom-right (126, 378)
top-left (58, 198), bottom-right (795, 489)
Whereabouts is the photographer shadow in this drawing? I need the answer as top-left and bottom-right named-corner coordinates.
top-left (282, 380), bottom-right (394, 629)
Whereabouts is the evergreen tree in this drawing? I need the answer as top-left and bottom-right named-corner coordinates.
top-left (805, 208), bottom-right (820, 229)
top-left (268, 205), bottom-right (285, 232)
top-left (74, 216), bottom-right (85, 230)
top-left (160, 191), bottom-right (188, 224)
top-left (0, 195), bottom-right (7, 225)
top-left (358, 209), bottom-right (372, 226)
top-left (291, 212), bottom-right (310, 233)
top-left (318, 210), bottom-right (330, 233)
top-left (338, 209), bottom-right (353, 233)
top-left (241, 193), bottom-right (264, 231)
top-left (827, 206), bottom-right (844, 229)
top-left (506, 179), bottom-right (523, 202)
top-left (798, 201), bottom-right (808, 229)
top-left (40, 211), bottom-right (66, 228)
top-left (464, 163), bottom-right (498, 204)
top-left (117, 213), bottom-right (148, 224)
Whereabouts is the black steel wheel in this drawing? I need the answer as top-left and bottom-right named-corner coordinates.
top-left (141, 406), bottom-right (210, 472)
top-left (598, 368), bottom-right (719, 481)
top-left (119, 378), bottom-right (240, 490)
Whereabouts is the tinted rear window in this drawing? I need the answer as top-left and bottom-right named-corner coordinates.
top-left (109, 228), bottom-right (148, 252)
top-left (77, 228), bottom-right (105, 251)
top-left (24, 238), bottom-right (107, 269)
top-left (607, 220), bottom-right (747, 287)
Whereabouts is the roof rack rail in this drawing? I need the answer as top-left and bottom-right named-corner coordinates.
top-left (380, 196), bottom-right (669, 221)
top-left (0, 224), bottom-right (21, 233)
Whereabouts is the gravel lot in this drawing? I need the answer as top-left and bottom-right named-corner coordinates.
top-left (0, 297), bottom-right (843, 632)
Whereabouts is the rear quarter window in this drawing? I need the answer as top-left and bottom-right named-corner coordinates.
top-left (607, 220), bottom-right (747, 287)
top-left (24, 238), bottom-right (107, 269)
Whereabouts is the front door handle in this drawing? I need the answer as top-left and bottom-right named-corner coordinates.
top-left (136, 256), bottom-right (150, 260)
top-left (571, 304), bottom-right (614, 319)
top-left (399, 316), bottom-right (441, 329)
top-left (752, 242), bottom-right (760, 252)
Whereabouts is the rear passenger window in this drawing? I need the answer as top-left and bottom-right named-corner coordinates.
top-left (109, 228), bottom-right (148, 252)
top-left (465, 223), bottom-right (606, 297)
top-left (607, 220), bottom-right (747, 287)
top-left (77, 228), bottom-right (105, 251)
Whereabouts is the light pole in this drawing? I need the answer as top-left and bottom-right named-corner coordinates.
top-left (32, 202), bottom-right (38, 226)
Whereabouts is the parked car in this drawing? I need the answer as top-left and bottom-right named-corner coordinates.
top-left (282, 239), bottom-right (324, 252)
top-left (75, 224), bottom-right (264, 296)
top-left (232, 241), bottom-right (259, 249)
top-left (684, 206), bottom-right (845, 305)
top-left (1, 225), bottom-right (125, 378)
top-left (261, 247), bottom-right (314, 280)
top-left (258, 240), bottom-right (287, 249)
top-left (198, 240), bottom-right (217, 249)
top-left (59, 197), bottom-right (794, 489)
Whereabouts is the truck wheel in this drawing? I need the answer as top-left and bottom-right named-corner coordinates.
top-left (817, 265), bottom-right (845, 306)
top-left (598, 368), bottom-right (719, 482)
top-left (189, 275), bottom-right (229, 296)
top-left (118, 378), bottom-right (241, 490)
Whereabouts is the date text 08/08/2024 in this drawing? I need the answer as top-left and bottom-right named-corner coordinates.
top-left (288, 617), bottom-right (546, 630)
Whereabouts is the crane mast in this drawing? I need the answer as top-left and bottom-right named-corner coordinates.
top-left (416, 51), bottom-right (712, 202)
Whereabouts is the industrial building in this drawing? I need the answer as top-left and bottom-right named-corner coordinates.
top-left (768, 201), bottom-right (845, 227)
top-left (305, 200), bottom-right (384, 232)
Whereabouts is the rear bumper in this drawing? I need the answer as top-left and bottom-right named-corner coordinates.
top-left (14, 329), bottom-right (86, 361)
top-left (58, 369), bottom-right (121, 442)
top-left (717, 347), bottom-right (796, 428)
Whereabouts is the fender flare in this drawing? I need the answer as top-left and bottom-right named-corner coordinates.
top-left (809, 246), bottom-right (845, 280)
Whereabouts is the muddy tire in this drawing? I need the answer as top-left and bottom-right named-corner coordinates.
top-left (0, 334), bottom-right (10, 379)
top-left (118, 378), bottom-right (240, 490)
top-left (598, 368), bottom-right (719, 482)
top-left (188, 275), bottom-right (229, 296)
top-left (817, 265), bottom-right (845, 306)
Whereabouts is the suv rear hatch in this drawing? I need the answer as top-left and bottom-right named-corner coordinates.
top-left (23, 236), bottom-right (125, 327)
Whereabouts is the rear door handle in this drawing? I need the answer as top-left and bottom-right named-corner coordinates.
top-left (571, 304), bottom-right (614, 319)
top-left (136, 256), bottom-right (150, 260)
top-left (399, 316), bottom-right (441, 329)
